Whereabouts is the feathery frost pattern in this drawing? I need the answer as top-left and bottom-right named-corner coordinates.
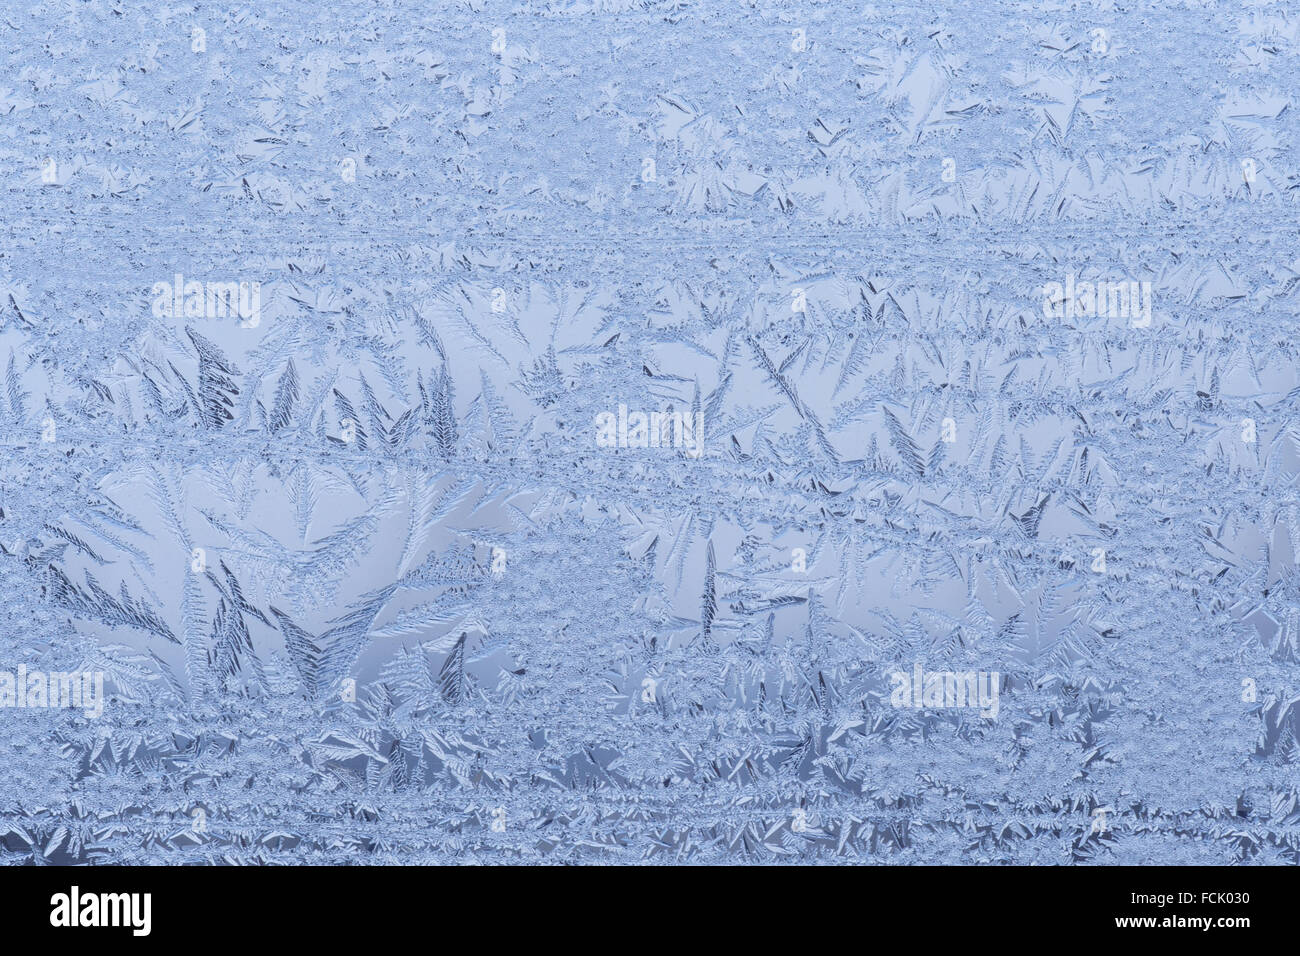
top-left (0, 1), bottom-right (1298, 865)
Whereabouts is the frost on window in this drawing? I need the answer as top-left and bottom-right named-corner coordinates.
top-left (0, 3), bottom-right (1297, 865)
